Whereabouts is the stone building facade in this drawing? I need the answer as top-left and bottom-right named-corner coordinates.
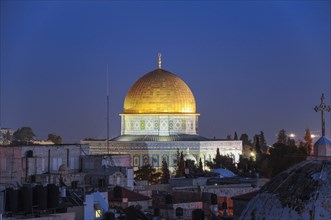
top-left (0, 144), bottom-right (89, 184)
top-left (85, 139), bottom-right (242, 170)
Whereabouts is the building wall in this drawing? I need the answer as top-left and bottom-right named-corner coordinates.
top-left (0, 146), bottom-right (23, 183)
top-left (0, 144), bottom-right (89, 184)
top-left (22, 144), bottom-right (89, 174)
top-left (121, 114), bottom-right (198, 136)
top-left (86, 140), bottom-right (242, 170)
top-left (200, 140), bottom-right (242, 163)
top-left (160, 202), bottom-right (203, 220)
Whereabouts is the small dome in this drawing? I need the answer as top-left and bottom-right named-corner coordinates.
top-left (313, 136), bottom-right (331, 156)
top-left (123, 69), bottom-right (196, 114)
top-left (240, 160), bottom-right (331, 219)
top-left (184, 153), bottom-right (197, 163)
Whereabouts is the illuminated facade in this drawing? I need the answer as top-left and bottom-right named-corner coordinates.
top-left (121, 68), bottom-right (199, 136)
top-left (85, 55), bottom-right (242, 170)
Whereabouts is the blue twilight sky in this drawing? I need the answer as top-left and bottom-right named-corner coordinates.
top-left (0, 0), bottom-right (330, 144)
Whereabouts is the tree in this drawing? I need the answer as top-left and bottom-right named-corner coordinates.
top-left (226, 134), bottom-right (232, 140)
top-left (260, 131), bottom-right (266, 147)
top-left (259, 131), bottom-right (269, 154)
top-left (47, 133), bottom-right (63, 144)
top-left (134, 164), bottom-right (161, 185)
top-left (277, 129), bottom-right (287, 144)
top-left (215, 148), bottom-right (222, 168)
top-left (13, 127), bottom-right (35, 144)
top-left (288, 138), bottom-right (296, 147)
top-left (240, 133), bottom-right (252, 146)
top-left (2, 130), bottom-right (12, 144)
top-left (206, 148), bottom-right (237, 173)
top-left (160, 158), bottom-right (170, 184)
top-left (179, 151), bottom-right (185, 176)
top-left (198, 158), bottom-right (203, 173)
top-left (253, 134), bottom-right (262, 157)
top-left (304, 128), bottom-right (313, 155)
top-left (237, 155), bottom-right (255, 176)
top-left (253, 135), bottom-right (261, 153)
top-left (269, 141), bottom-right (306, 177)
top-left (185, 159), bottom-right (200, 175)
top-left (234, 132), bottom-right (238, 140)
top-left (175, 149), bottom-right (185, 177)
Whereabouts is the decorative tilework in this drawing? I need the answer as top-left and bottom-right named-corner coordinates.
top-left (140, 120), bottom-right (145, 130)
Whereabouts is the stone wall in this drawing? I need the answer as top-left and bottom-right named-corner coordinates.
top-left (0, 144), bottom-right (89, 184)
top-left (0, 146), bottom-right (22, 183)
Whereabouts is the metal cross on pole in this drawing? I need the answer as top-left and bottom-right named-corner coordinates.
top-left (314, 93), bottom-right (331, 137)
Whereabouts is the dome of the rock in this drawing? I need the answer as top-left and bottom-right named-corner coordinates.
top-left (123, 69), bottom-right (196, 114)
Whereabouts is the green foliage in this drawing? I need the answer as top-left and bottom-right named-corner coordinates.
top-left (240, 133), bottom-right (252, 146)
top-left (134, 164), bottom-right (161, 185)
top-left (237, 155), bottom-right (255, 175)
top-left (277, 129), bottom-right (287, 144)
top-left (198, 158), bottom-right (203, 173)
top-left (234, 132), bottom-right (238, 140)
top-left (185, 159), bottom-right (201, 175)
top-left (268, 142), bottom-right (307, 177)
top-left (253, 134), bottom-right (261, 154)
top-left (237, 129), bottom-right (309, 178)
top-left (253, 134), bottom-right (264, 170)
top-left (13, 127), bottom-right (35, 144)
top-left (2, 131), bottom-right (12, 144)
top-left (215, 148), bottom-right (222, 167)
top-left (47, 133), bottom-right (63, 144)
top-left (160, 158), bottom-right (170, 184)
top-left (175, 149), bottom-right (185, 177)
top-left (206, 148), bottom-right (237, 173)
top-left (304, 128), bottom-right (313, 155)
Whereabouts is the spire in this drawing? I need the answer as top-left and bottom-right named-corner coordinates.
top-left (158, 52), bottom-right (162, 69)
top-left (314, 93), bottom-right (331, 137)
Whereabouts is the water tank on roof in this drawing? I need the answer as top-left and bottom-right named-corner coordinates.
top-left (47, 184), bottom-right (59, 209)
top-left (21, 185), bottom-right (33, 212)
top-left (192, 209), bottom-right (204, 220)
top-left (33, 185), bottom-right (47, 210)
top-left (5, 188), bottom-right (18, 213)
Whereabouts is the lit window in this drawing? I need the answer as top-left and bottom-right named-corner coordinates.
top-left (95, 209), bottom-right (102, 218)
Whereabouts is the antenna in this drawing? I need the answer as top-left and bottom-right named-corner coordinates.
top-left (0, 42), bottom-right (2, 130)
top-left (107, 64), bottom-right (110, 154)
top-left (158, 53), bottom-right (162, 69)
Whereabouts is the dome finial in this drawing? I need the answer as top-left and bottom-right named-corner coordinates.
top-left (158, 52), bottom-right (162, 69)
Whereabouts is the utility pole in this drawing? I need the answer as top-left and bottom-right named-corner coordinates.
top-left (107, 64), bottom-right (110, 154)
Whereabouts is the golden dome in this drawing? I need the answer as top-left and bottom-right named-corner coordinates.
top-left (124, 69), bottom-right (196, 114)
